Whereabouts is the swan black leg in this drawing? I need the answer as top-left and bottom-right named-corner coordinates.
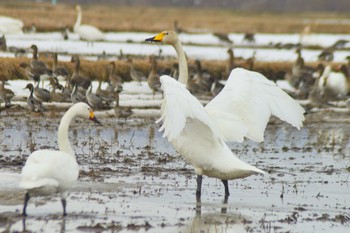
top-left (61, 198), bottom-right (67, 216)
top-left (221, 180), bottom-right (230, 198)
top-left (196, 175), bottom-right (203, 201)
top-left (22, 192), bottom-right (30, 216)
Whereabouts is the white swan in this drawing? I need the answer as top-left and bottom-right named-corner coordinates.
top-left (73, 5), bottom-right (104, 43)
top-left (19, 102), bottom-right (100, 216)
top-left (0, 16), bottom-right (23, 34)
top-left (146, 31), bottom-right (305, 200)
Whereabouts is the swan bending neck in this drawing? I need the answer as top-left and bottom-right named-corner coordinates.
top-left (173, 40), bottom-right (188, 85)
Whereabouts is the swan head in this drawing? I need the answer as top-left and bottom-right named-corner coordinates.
top-left (75, 4), bottom-right (81, 12)
top-left (145, 30), bottom-right (178, 45)
top-left (72, 102), bottom-right (101, 124)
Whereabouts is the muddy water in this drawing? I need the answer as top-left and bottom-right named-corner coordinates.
top-left (1, 110), bottom-right (350, 232)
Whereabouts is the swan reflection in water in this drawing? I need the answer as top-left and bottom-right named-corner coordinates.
top-left (184, 198), bottom-right (250, 233)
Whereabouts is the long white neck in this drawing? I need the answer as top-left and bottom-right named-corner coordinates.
top-left (173, 40), bottom-right (188, 85)
top-left (74, 9), bottom-right (82, 30)
top-left (58, 108), bottom-right (76, 156)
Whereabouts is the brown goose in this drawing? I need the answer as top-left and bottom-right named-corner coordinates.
top-left (29, 44), bottom-right (48, 69)
top-left (193, 59), bottom-right (212, 92)
top-left (49, 78), bottom-right (70, 102)
top-left (127, 58), bottom-right (145, 82)
top-left (147, 55), bottom-right (161, 97)
top-left (106, 62), bottom-right (123, 94)
top-left (19, 62), bottom-right (52, 82)
top-left (0, 79), bottom-right (15, 108)
top-left (70, 55), bottom-right (91, 90)
top-left (52, 53), bottom-right (69, 81)
top-left (226, 48), bottom-right (236, 77)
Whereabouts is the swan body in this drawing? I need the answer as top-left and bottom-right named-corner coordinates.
top-left (146, 30), bottom-right (305, 199)
top-left (158, 76), bottom-right (264, 180)
top-left (0, 16), bottom-right (23, 34)
top-left (19, 102), bottom-right (100, 216)
top-left (74, 5), bottom-right (104, 42)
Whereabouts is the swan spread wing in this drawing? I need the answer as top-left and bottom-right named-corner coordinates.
top-left (157, 75), bottom-right (223, 143)
top-left (157, 75), bottom-right (264, 178)
top-left (205, 68), bottom-right (305, 143)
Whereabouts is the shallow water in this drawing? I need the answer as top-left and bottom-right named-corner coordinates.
top-left (1, 110), bottom-right (350, 232)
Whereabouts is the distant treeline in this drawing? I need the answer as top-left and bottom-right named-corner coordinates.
top-left (56, 0), bottom-right (350, 13)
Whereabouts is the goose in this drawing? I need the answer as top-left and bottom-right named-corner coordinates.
top-left (147, 55), bottom-right (162, 97)
top-left (73, 5), bottom-right (104, 44)
top-left (146, 31), bottom-right (305, 200)
top-left (0, 16), bottom-right (23, 34)
top-left (52, 53), bottom-right (69, 81)
top-left (29, 44), bottom-right (48, 69)
top-left (0, 80), bottom-right (15, 108)
top-left (106, 61), bottom-right (123, 94)
top-left (70, 55), bottom-right (91, 90)
top-left (19, 102), bottom-right (100, 216)
top-left (192, 59), bottom-right (212, 92)
top-left (24, 83), bottom-right (45, 112)
top-left (226, 48), bottom-right (236, 78)
top-left (19, 62), bottom-right (52, 83)
top-left (49, 78), bottom-right (69, 103)
top-left (0, 35), bottom-right (6, 51)
top-left (71, 84), bottom-right (87, 104)
top-left (127, 58), bottom-right (146, 83)
top-left (86, 84), bottom-right (113, 109)
top-left (34, 81), bottom-right (52, 102)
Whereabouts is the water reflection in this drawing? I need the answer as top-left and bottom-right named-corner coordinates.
top-left (187, 200), bottom-right (247, 233)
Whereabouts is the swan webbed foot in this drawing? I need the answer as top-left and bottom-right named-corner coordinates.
top-left (221, 179), bottom-right (230, 198)
top-left (196, 175), bottom-right (202, 201)
top-left (22, 192), bottom-right (30, 217)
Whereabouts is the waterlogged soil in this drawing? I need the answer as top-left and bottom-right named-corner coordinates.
top-left (0, 108), bottom-right (350, 233)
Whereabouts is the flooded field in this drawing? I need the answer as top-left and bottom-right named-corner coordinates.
top-left (1, 107), bottom-right (350, 232)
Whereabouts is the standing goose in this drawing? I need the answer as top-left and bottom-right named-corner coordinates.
top-left (73, 5), bottom-right (104, 44)
top-left (24, 83), bottom-right (45, 112)
top-left (70, 55), bottom-right (91, 90)
top-left (19, 102), bottom-right (100, 216)
top-left (147, 55), bottom-right (162, 97)
top-left (29, 44), bottom-right (48, 69)
top-left (146, 31), bottom-right (305, 200)
top-left (0, 80), bottom-right (15, 108)
top-left (106, 61), bottom-right (123, 95)
top-left (127, 58), bottom-right (146, 83)
top-left (34, 81), bottom-right (52, 102)
top-left (52, 53), bottom-right (69, 81)
top-left (19, 62), bottom-right (52, 83)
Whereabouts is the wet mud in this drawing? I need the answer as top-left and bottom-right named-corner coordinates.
top-left (1, 108), bottom-right (350, 232)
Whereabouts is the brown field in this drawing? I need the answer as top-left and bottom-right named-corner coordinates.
top-left (0, 2), bottom-right (348, 82)
top-left (0, 55), bottom-right (330, 82)
top-left (0, 1), bottom-right (350, 34)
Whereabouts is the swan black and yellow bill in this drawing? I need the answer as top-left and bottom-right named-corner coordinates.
top-left (145, 32), bottom-right (165, 42)
top-left (89, 111), bottom-right (101, 124)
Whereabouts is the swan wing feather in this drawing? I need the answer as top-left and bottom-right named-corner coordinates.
top-left (157, 75), bottom-right (223, 143)
top-left (205, 68), bottom-right (305, 143)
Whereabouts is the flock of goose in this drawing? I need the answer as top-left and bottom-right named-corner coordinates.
top-left (1, 4), bottom-right (347, 217)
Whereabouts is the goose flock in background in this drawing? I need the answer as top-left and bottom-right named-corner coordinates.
top-left (0, 4), bottom-right (350, 217)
